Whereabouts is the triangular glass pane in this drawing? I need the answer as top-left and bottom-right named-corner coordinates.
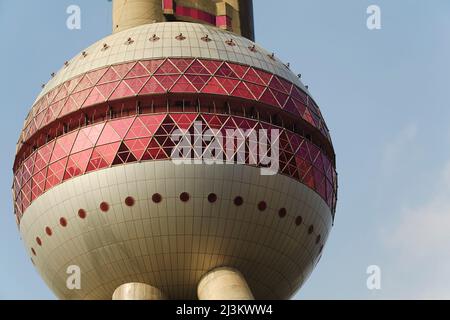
top-left (269, 76), bottom-right (288, 93)
top-left (125, 118), bottom-right (151, 139)
top-left (64, 149), bottom-right (92, 179)
top-left (228, 63), bottom-right (249, 79)
top-left (34, 111), bottom-right (45, 128)
top-left (41, 108), bottom-right (54, 127)
top-left (288, 133), bottom-right (303, 153)
top-left (291, 86), bottom-right (307, 104)
top-left (155, 60), bottom-right (179, 75)
top-left (71, 89), bottom-right (92, 108)
top-left (254, 69), bottom-right (272, 85)
top-left (31, 170), bottom-right (46, 198)
top-left (302, 168), bottom-right (315, 189)
top-left (202, 114), bottom-right (227, 129)
top-left (283, 98), bottom-right (298, 115)
top-left (50, 99), bottom-right (66, 118)
top-left (46, 89), bottom-right (59, 106)
top-left (83, 87), bottom-right (105, 107)
top-left (243, 68), bottom-right (265, 86)
top-left (170, 58), bottom-right (193, 73)
top-left (96, 81), bottom-right (120, 100)
top-left (61, 96), bottom-right (78, 115)
top-left (124, 138), bottom-right (151, 160)
top-left (97, 122), bottom-right (122, 145)
top-left (185, 74), bottom-right (210, 92)
top-left (170, 114), bottom-right (197, 130)
top-left (54, 85), bottom-right (68, 103)
top-left (139, 114), bottom-right (166, 135)
top-left (95, 142), bottom-right (121, 164)
top-left (154, 75), bottom-right (180, 91)
top-left (98, 67), bottom-right (121, 84)
top-left (65, 75), bottom-right (82, 94)
top-left (112, 142), bottom-right (137, 165)
top-left (141, 59), bottom-right (164, 74)
top-left (113, 62), bottom-right (136, 79)
top-left (216, 77), bottom-right (239, 94)
top-left (109, 117), bottom-right (134, 138)
top-left (85, 123), bottom-right (105, 145)
top-left (87, 67), bottom-right (108, 85)
top-left (199, 59), bottom-right (222, 74)
top-left (308, 142), bottom-right (321, 164)
top-left (34, 141), bottom-right (55, 172)
top-left (170, 75), bottom-right (197, 93)
top-left (201, 77), bottom-right (227, 95)
top-left (124, 77), bottom-right (148, 94)
top-left (109, 81), bottom-right (134, 100)
top-left (71, 123), bottom-right (104, 153)
top-left (125, 62), bottom-right (150, 78)
top-left (139, 77), bottom-right (165, 94)
top-left (23, 154), bottom-right (36, 181)
top-left (142, 139), bottom-right (162, 161)
top-left (186, 60), bottom-right (210, 75)
top-left (73, 75), bottom-right (93, 93)
top-left (278, 77), bottom-right (293, 94)
top-left (45, 158), bottom-right (67, 190)
top-left (314, 151), bottom-right (324, 171)
top-left (50, 131), bottom-right (78, 163)
top-left (272, 90), bottom-right (289, 107)
top-left (303, 108), bottom-right (316, 127)
top-left (86, 149), bottom-right (109, 172)
top-left (245, 82), bottom-right (266, 100)
top-left (292, 98), bottom-right (306, 117)
top-left (260, 88), bottom-right (279, 107)
top-left (231, 82), bottom-right (254, 100)
top-left (215, 63), bottom-right (238, 78)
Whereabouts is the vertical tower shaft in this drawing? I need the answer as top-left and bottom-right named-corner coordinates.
top-left (112, 0), bottom-right (254, 40)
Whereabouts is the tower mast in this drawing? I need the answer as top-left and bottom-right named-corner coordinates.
top-left (112, 0), bottom-right (254, 41)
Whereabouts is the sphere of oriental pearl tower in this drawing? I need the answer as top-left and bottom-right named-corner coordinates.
top-left (12, 0), bottom-right (337, 300)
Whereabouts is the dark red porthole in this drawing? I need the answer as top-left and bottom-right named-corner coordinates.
top-left (60, 217), bottom-right (67, 227)
top-left (100, 202), bottom-right (109, 212)
top-left (125, 196), bottom-right (135, 207)
top-left (234, 196), bottom-right (244, 206)
top-left (152, 193), bottom-right (162, 203)
top-left (180, 192), bottom-right (190, 202)
top-left (78, 209), bottom-right (87, 219)
top-left (208, 193), bottom-right (217, 203)
top-left (258, 201), bottom-right (267, 211)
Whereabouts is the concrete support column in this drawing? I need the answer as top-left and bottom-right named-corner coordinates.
top-left (197, 267), bottom-right (254, 300)
top-left (112, 0), bottom-right (164, 33)
top-left (112, 282), bottom-right (166, 300)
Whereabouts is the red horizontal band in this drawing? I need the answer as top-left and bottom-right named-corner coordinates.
top-left (19, 59), bottom-right (331, 155)
top-left (13, 113), bottom-right (337, 223)
top-left (175, 5), bottom-right (216, 25)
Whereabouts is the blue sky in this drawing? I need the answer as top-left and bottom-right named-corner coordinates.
top-left (1, 0), bottom-right (449, 299)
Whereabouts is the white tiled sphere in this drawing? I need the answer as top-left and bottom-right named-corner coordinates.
top-left (21, 161), bottom-right (332, 300)
top-left (36, 22), bottom-right (306, 103)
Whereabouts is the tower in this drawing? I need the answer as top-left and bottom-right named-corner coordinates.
top-left (12, 0), bottom-right (337, 300)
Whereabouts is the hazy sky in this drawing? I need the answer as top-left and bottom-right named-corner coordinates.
top-left (0, 0), bottom-right (449, 299)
